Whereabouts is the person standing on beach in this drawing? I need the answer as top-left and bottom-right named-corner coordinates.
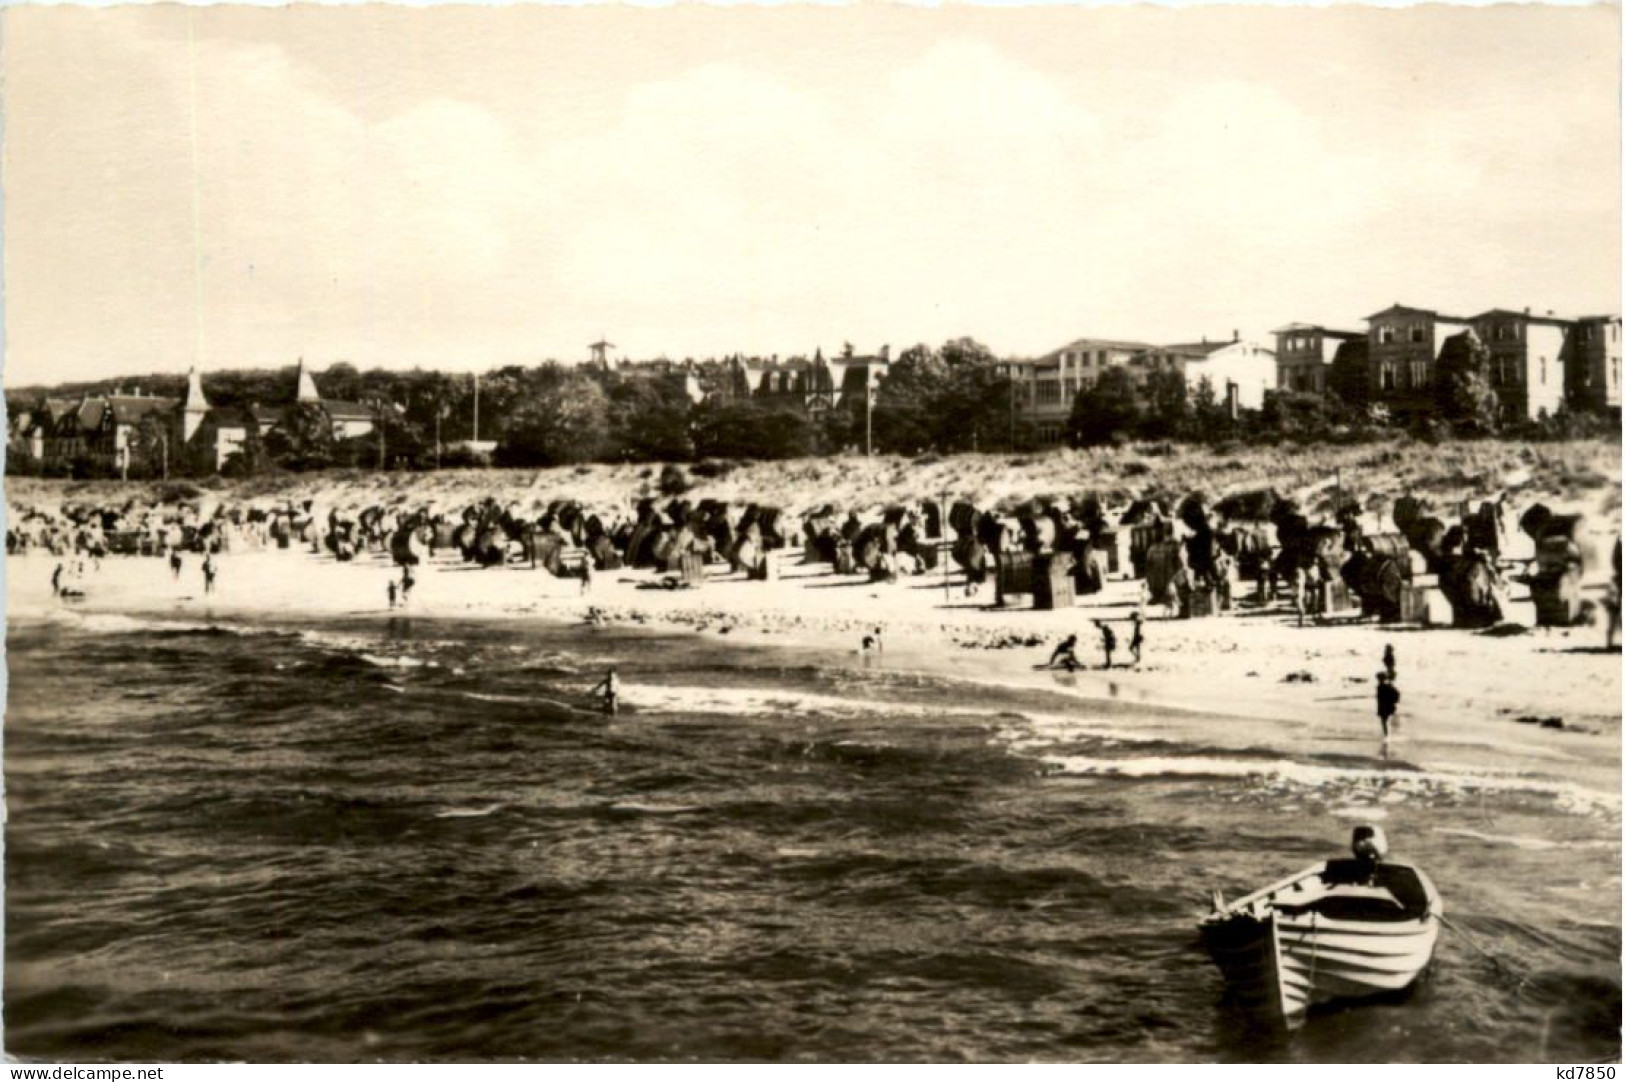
top-left (872, 627), bottom-right (883, 653)
top-left (202, 553), bottom-right (217, 595)
top-left (387, 579), bottom-right (398, 609)
top-left (1095, 620), bottom-right (1117, 670)
top-left (50, 562), bottom-right (63, 597)
top-left (169, 550), bottom-right (183, 580)
top-left (1291, 566), bottom-right (1307, 628)
top-left (401, 566), bottom-right (415, 606)
top-left (580, 555), bottom-right (593, 596)
top-left (1048, 634), bottom-right (1080, 672)
top-left (1382, 643), bottom-right (1396, 682)
top-left (1129, 612), bottom-right (1144, 666)
top-left (591, 668), bottom-right (620, 716)
top-left (1376, 672), bottom-right (1400, 740)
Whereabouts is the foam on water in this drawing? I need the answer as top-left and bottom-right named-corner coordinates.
top-left (1041, 753), bottom-right (1621, 817)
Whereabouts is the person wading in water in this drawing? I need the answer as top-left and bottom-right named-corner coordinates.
top-left (590, 668), bottom-right (620, 716)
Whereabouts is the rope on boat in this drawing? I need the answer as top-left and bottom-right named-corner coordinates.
top-left (1439, 913), bottom-right (1534, 994)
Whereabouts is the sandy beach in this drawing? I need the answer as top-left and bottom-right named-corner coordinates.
top-left (11, 525), bottom-right (1620, 797)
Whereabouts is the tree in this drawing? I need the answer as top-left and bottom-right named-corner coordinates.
top-left (127, 412), bottom-right (172, 479)
top-left (220, 429), bottom-right (270, 478)
top-left (1328, 340), bottom-right (1371, 410)
top-left (499, 372), bottom-right (610, 466)
top-left (264, 402), bottom-right (336, 471)
top-left (607, 377), bottom-right (694, 461)
top-left (1188, 376), bottom-right (1232, 443)
top-left (1433, 331), bottom-right (1500, 435)
top-left (1068, 367), bottom-right (1141, 447)
top-left (871, 343), bottom-right (947, 453)
top-left (692, 399), bottom-right (817, 460)
top-left (1139, 368), bottom-right (1190, 439)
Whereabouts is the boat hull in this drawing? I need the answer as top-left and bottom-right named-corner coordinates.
top-left (1201, 909), bottom-right (1439, 1028)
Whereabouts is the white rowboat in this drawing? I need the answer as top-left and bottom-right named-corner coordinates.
top-left (1200, 857), bottom-right (1442, 1028)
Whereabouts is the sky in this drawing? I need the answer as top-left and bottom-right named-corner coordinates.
top-left (2, 3), bottom-right (1619, 387)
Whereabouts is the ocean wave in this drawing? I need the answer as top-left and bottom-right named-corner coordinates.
top-left (1040, 753), bottom-right (1621, 817)
top-left (1432, 827), bottom-right (1616, 851)
top-left (434, 804), bottom-right (504, 819)
top-left (22, 610), bottom-right (294, 640)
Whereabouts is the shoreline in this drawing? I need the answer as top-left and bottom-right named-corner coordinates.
top-left (10, 544), bottom-right (1621, 801)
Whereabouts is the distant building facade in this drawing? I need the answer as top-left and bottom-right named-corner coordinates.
top-left (1005, 337), bottom-right (1152, 444)
top-left (1570, 315), bottom-right (1622, 417)
top-left (1272, 323), bottom-right (1364, 395)
top-left (1468, 309), bottom-right (1570, 422)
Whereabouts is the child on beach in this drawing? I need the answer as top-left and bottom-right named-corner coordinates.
top-left (387, 580), bottom-right (398, 609)
top-left (401, 567), bottom-right (415, 606)
top-left (202, 554), bottom-right (217, 595)
top-left (1095, 621), bottom-right (1117, 670)
top-left (1376, 672), bottom-right (1400, 740)
top-left (1129, 612), bottom-right (1144, 666)
top-left (1382, 643), bottom-right (1396, 682)
top-left (169, 550), bottom-right (183, 579)
top-left (1048, 634), bottom-right (1079, 672)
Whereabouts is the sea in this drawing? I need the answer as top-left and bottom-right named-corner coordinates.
top-left (5, 610), bottom-right (1620, 1062)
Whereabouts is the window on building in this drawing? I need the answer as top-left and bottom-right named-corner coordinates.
top-left (1409, 360), bottom-right (1427, 388)
top-left (1378, 326), bottom-right (1395, 344)
top-left (1381, 364), bottom-right (1396, 390)
top-left (1579, 326), bottom-right (1592, 344)
top-left (1496, 324), bottom-right (1514, 342)
top-left (1409, 326), bottom-right (1426, 343)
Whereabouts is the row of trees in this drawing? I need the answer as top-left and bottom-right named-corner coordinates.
top-left (10, 332), bottom-right (1614, 478)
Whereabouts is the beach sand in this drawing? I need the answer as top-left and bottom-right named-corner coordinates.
top-left (11, 535), bottom-right (1620, 797)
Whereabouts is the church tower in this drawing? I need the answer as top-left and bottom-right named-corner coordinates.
top-left (294, 357), bottom-right (322, 403)
top-left (182, 367), bottom-right (210, 441)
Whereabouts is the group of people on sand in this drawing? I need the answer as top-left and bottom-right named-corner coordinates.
top-left (1046, 614), bottom-right (1144, 672)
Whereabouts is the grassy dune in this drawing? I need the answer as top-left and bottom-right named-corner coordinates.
top-left (8, 438), bottom-right (1620, 523)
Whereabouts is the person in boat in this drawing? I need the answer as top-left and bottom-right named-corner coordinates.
top-left (1048, 634), bottom-right (1080, 672)
top-left (1376, 671), bottom-right (1400, 740)
top-left (590, 668), bottom-right (620, 716)
top-left (1325, 824), bottom-right (1389, 886)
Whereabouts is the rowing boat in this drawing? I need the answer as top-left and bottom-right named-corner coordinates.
top-left (1199, 834), bottom-right (1441, 1028)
